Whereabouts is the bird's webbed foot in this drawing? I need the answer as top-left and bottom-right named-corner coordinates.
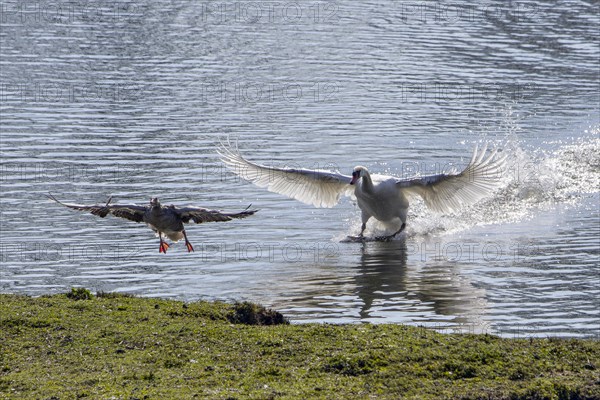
top-left (159, 242), bottom-right (170, 254)
top-left (182, 230), bottom-right (194, 253)
top-left (374, 235), bottom-right (394, 242)
top-left (185, 241), bottom-right (194, 253)
top-left (375, 223), bottom-right (406, 242)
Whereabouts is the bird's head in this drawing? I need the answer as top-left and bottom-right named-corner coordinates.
top-left (150, 197), bottom-right (161, 208)
top-left (350, 166), bottom-right (368, 185)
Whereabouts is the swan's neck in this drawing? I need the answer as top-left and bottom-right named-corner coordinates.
top-left (360, 171), bottom-right (374, 193)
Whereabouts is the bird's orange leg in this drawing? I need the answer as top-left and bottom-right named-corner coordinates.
top-left (159, 233), bottom-right (170, 254)
top-left (182, 230), bottom-right (194, 253)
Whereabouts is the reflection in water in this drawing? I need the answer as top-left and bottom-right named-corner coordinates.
top-left (355, 239), bottom-right (488, 332)
top-left (355, 240), bottom-right (408, 319)
top-left (0, 0), bottom-right (598, 337)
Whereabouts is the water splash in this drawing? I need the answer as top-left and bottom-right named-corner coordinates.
top-left (343, 133), bottom-right (599, 239)
top-left (426, 134), bottom-right (597, 235)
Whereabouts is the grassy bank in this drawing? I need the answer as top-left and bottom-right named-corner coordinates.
top-left (1, 290), bottom-right (598, 399)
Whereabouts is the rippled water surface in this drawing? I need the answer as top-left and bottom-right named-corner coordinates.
top-left (1, 0), bottom-right (599, 337)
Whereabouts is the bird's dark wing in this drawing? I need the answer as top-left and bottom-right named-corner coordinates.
top-left (106, 205), bottom-right (146, 222)
top-left (46, 194), bottom-right (146, 223)
top-left (175, 205), bottom-right (258, 224)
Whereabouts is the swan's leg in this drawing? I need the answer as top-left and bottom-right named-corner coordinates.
top-left (376, 224), bottom-right (406, 242)
top-left (390, 223), bottom-right (406, 237)
top-left (182, 229), bottom-right (194, 253)
top-left (359, 211), bottom-right (371, 238)
top-left (359, 223), bottom-right (367, 237)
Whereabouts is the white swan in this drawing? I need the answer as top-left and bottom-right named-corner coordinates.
top-left (218, 141), bottom-right (506, 240)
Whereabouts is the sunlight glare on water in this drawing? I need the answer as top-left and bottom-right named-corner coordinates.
top-left (1, 0), bottom-right (599, 338)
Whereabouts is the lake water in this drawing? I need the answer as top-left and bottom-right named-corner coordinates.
top-left (1, 0), bottom-right (598, 338)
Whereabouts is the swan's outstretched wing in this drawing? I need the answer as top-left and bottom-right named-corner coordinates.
top-left (218, 142), bottom-right (352, 208)
top-left (175, 205), bottom-right (257, 224)
top-left (46, 194), bottom-right (146, 222)
top-left (396, 145), bottom-right (506, 213)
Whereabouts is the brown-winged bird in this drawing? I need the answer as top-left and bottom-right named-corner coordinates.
top-left (47, 194), bottom-right (257, 253)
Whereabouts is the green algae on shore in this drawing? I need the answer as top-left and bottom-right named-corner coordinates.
top-left (1, 291), bottom-right (598, 399)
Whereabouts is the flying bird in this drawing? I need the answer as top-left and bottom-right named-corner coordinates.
top-left (218, 141), bottom-right (506, 241)
top-left (47, 194), bottom-right (257, 253)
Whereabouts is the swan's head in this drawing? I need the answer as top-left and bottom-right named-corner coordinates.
top-left (150, 197), bottom-right (161, 208)
top-left (350, 166), bottom-right (368, 185)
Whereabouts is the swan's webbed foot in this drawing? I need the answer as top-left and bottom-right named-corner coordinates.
top-left (343, 234), bottom-right (367, 243)
top-left (375, 223), bottom-right (406, 242)
top-left (374, 235), bottom-right (394, 242)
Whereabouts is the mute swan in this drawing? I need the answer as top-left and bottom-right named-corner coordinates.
top-left (218, 141), bottom-right (505, 240)
top-left (47, 194), bottom-right (257, 253)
